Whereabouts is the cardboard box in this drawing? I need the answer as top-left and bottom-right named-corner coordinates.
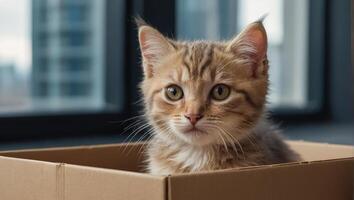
top-left (0, 141), bottom-right (353, 200)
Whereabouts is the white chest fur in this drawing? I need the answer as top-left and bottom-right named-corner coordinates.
top-left (149, 143), bottom-right (215, 175)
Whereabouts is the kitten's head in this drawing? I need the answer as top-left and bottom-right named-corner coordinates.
top-left (137, 19), bottom-right (269, 146)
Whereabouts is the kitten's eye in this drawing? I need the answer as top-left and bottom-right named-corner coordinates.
top-left (211, 84), bottom-right (230, 101)
top-left (165, 85), bottom-right (184, 101)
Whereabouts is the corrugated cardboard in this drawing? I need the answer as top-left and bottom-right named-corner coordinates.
top-left (0, 141), bottom-right (353, 200)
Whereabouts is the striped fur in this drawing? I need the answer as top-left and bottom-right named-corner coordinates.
top-left (137, 20), bottom-right (300, 175)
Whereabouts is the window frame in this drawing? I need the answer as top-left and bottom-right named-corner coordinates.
top-left (270, 0), bottom-right (327, 122)
top-left (0, 0), bottom-right (351, 141)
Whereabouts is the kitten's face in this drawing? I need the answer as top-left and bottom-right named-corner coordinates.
top-left (138, 21), bottom-right (268, 146)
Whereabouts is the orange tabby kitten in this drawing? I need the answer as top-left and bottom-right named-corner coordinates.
top-left (136, 18), bottom-right (300, 175)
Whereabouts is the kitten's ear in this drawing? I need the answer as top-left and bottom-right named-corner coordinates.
top-left (226, 21), bottom-right (268, 77)
top-left (137, 21), bottom-right (175, 78)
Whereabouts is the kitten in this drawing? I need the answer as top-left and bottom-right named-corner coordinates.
top-left (136, 18), bottom-right (300, 175)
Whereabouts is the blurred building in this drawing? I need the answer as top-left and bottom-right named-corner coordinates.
top-left (31, 0), bottom-right (106, 110)
top-left (0, 62), bottom-right (30, 110)
top-left (0, 63), bottom-right (16, 92)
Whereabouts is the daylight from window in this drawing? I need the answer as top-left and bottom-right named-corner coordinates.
top-left (0, 0), bottom-right (31, 113)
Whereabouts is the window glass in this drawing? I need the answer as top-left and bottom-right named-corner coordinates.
top-left (0, 0), bottom-right (123, 114)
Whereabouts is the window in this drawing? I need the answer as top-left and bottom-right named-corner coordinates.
top-left (0, 0), bottom-right (124, 115)
top-left (60, 31), bottom-right (88, 47)
top-left (61, 57), bottom-right (90, 73)
top-left (60, 81), bottom-right (91, 97)
top-left (38, 58), bottom-right (48, 73)
top-left (39, 1), bottom-right (47, 23)
top-left (61, 4), bottom-right (89, 23)
top-left (177, 0), bottom-right (310, 110)
top-left (0, 0), bottom-right (351, 140)
top-left (37, 81), bottom-right (49, 97)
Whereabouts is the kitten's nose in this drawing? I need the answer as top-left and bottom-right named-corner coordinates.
top-left (184, 114), bottom-right (203, 126)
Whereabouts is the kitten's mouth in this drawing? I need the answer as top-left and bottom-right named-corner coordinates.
top-left (184, 127), bottom-right (205, 135)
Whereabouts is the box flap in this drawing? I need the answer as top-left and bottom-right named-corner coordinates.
top-left (167, 159), bottom-right (354, 200)
top-left (0, 143), bottom-right (146, 172)
top-left (287, 141), bottom-right (354, 161)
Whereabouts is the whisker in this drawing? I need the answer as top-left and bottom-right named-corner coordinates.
top-left (203, 124), bottom-right (230, 154)
top-left (120, 114), bottom-right (146, 124)
top-left (215, 121), bottom-right (247, 159)
top-left (215, 126), bottom-right (239, 157)
top-left (206, 121), bottom-right (243, 158)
